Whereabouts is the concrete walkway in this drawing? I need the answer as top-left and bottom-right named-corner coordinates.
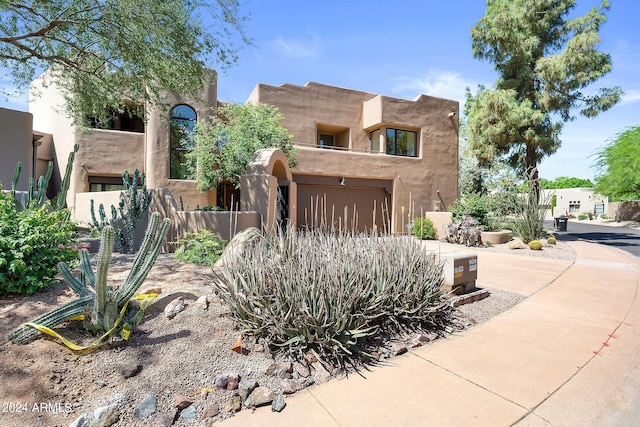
top-left (219, 241), bottom-right (640, 427)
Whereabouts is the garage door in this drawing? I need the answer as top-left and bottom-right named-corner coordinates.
top-left (295, 175), bottom-right (392, 233)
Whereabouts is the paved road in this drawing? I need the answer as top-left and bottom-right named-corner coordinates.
top-left (545, 219), bottom-right (640, 258)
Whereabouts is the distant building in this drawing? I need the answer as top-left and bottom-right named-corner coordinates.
top-left (542, 188), bottom-right (608, 219)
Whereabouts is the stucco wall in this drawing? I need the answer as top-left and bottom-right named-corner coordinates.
top-left (0, 107), bottom-right (34, 190)
top-left (247, 82), bottom-right (459, 233)
top-left (542, 188), bottom-right (608, 219)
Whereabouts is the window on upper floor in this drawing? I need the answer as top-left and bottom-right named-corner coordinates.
top-left (170, 104), bottom-right (197, 180)
top-left (369, 127), bottom-right (418, 157)
top-left (87, 105), bottom-right (145, 133)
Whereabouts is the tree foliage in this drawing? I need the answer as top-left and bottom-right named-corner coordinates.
top-left (539, 176), bottom-right (593, 189)
top-left (465, 0), bottom-right (621, 193)
top-left (593, 125), bottom-right (640, 201)
top-left (0, 0), bottom-right (249, 125)
top-left (188, 102), bottom-right (298, 190)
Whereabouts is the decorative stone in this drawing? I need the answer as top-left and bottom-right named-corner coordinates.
top-left (196, 295), bottom-right (209, 309)
top-left (203, 403), bottom-right (220, 418)
top-left (244, 386), bottom-right (275, 408)
top-left (140, 286), bottom-right (162, 295)
top-left (93, 405), bottom-right (120, 427)
top-left (311, 363), bottom-right (331, 384)
top-left (278, 368), bottom-right (293, 379)
top-left (223, 395), bottom-right (242, 413)
top-left (265, 363), bottom-right (279, 376)
top-left (238, 379), bottom-right (258, 401)
top-left (227, 373), bottom-right (240, 390)
top-left (271, 395), bottom-right (286, 413)
top-left (280, 378), bottom-right (301, 395)
top-left (180, 405), bottom-right (197, 421)
top-left (119, 357), bottom-right (139, 378)
top-left (173, 393), bottom-right (193, 410)
top-left (214, 373), bottom-right (229, 389)
top-left (165, 296), bottom-right (186, 319)
top-left (148, 410), bottom-right (177, 427)
top-left (281, 361), bottom-right (293, 373)
top-left (135, 396), bottom-right (157, 419)
top-left (214, 227), bottom-right (262, 269)
top-left (509, 240), bottom-right (526, 250)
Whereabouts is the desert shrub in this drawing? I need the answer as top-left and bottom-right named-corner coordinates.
top-left (0, 190), bottom-right (77, 295)
top-left (444, 215), bottom-right (483, 246)
top-left (449, 192), bottom-right (490, 227)
top-left (547, 236), bottom-right (557, 244)
top-left (529, 240), bottom-right (543, 250)
top-left (578, 214), bottom-right (589, 220)
top-left (173, 229), bottom-right (227, 266)
top-left (412, 217), bottom-right (437, 240)
top-left (600, 214), bottom-right (609, 219)
top-left (510, 170), bottom-right (549, 243)
top-left (215, 228), bottom-right (450, 367)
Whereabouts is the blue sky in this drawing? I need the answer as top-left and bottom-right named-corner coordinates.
top-left (2, 0), bottom-right (639, 181)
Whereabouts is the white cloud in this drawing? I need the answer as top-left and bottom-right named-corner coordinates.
top-left (270, 34), bottom-right (321, 59)
top-left (391, 70), bottom-right (482, 103)
top-left (621, 89), bottom-right (640, 105)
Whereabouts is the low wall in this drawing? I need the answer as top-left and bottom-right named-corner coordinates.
top-left (76, 188), bottom-right (262, 252)
top-left (608, 201), bottom-right (640, 221)
top-left (424, 211), bottom-right (453, 240)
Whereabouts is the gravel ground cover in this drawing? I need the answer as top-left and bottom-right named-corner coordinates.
top-left (0, 235), bottom-right (575, 427)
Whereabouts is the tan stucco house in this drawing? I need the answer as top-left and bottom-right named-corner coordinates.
top-left (22, 71), bottom-right (458, 234)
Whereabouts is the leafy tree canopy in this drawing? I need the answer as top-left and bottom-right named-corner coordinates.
top-left (465, 0), bottom-right (621, 193)
top-left (540, 176), bottom-right (594, 189)
top-left (593, 125), bottom-right (640, 201)
top-left (0, 0), bottom-right (249, 125)
top-left (187, 102), bottom-right (298, 190)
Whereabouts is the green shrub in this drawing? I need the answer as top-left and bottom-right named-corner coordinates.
top-left (173, 229), bottom-right (227, 265)
top-left (449, 192), bottom-right (490, 227)
top-left (412, 217), bottom-right (437, 240)
top-left (547, 236), bottom-right (557, 245)
top-left (578, 214), bottom-right (588, 220)
top-left (0, 191), bottom-right (78, 295)
top-left (215, 227), bottom-right (450, 367)
top-left (529, 240), bottom-right (543, 250)
top-left (600, 214), bottom-right (609, 219)
top-left (444, 215), bottom-right (483, 246)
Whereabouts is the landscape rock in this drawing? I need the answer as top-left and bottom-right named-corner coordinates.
top-left (271, 395), bottom-right (286, 413)
top-left (278, 368), bottom-right (293, 379)
top-left (203, 403), bottom-right (220, 418)
top-left (140, 286), bottom-right (162, 295)
top-left (390, 343), bottom-right (408, 356)
top-left (180, 405), bottom-right (197, 421)
top-left (148, 410), bottom-right (177, 427)
top-left (214, 227), bottom-right (262, 269)
top-left (214, 373), bottom-right (229, 389)
top-left (196, 295), bottom-right (209, 310)
top-left (118, 357), bottom-right (140, 378)
top-left (135, 396), bottom-right (157, 419)
top-left (280, 378), bottom-right (301, 395)
top-left (238, 379), bottom-right (258, 401)
top-left (311, 362), bottom-right (331, 384)
top-left (223, 395), bottom-right (242, 413)
top-left (244, 386), bottom-right (275, 408)
top-left (265, 363), bottom-right (279, 376)
top-left (164, 296), bottom-right (186, 319)
top-left (173, 393), bottom-right (193, 410)
top-left (92, 405), bottom-right (120, 427)
top-left (226, 373), bottom-right (240, 390)
top-left (509, 240), bottom-right (526, 250)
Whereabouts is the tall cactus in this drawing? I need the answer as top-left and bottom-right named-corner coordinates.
top-left (7, 212), bottom-right (170, 345)
top-left (10, 144), bottom-right (78, 211)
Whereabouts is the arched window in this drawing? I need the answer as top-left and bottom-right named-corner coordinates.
top-left (170, 104), bottom-right (197, 180)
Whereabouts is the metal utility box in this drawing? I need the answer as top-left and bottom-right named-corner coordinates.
top-left (438, 252), bottom-right (478, 295)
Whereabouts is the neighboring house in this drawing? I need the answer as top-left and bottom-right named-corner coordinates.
top-left (27, 71), bottom-right (458, 234)
top-left (542, 188), bottom-right (608, 219)
top-left (0, 107), bottom-right (53, 193)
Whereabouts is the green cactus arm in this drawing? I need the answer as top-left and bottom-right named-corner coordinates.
top-left (95, 226), bottom-right (114, 315)
top-left (57, 258), bottom-right (91, 297)
top-left (11, 161), bottom-right (21, 194)
top-left (56, 144), bottom-right (79, 211)
top-left (125, 211), bottom-right (160, 282)
top-left (27, 177), bottom-right (35, 205)
top-left (116, 217), bottom-right (170, 305)
top-left (7, 294), bottom-right (94, 344)
top-left (79, 249), bottom-right (96, 289)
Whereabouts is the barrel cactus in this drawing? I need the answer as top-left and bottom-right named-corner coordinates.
top-left (547, 236), bottom-right (557, 245)
top-left (529, 240), bottom-right (543, 251)
top-left (7, 212), bottom-right (170, 345)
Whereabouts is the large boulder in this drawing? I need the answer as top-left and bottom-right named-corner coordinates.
top-left (214, 227), bottom-right (262, 269)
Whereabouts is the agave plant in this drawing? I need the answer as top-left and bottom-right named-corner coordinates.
top-left (7, 212), bottom-right (170, 346)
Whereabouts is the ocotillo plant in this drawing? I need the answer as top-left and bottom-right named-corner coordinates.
top-left (7, 212), bottom-right (170, 345)
top-left (10, 144), bottom-right (78, 211)
top-left (90, 169), bottom-right (152, 253)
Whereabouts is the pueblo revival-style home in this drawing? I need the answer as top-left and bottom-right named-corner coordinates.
top-left (5, 70), bottom-right (459, 235)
